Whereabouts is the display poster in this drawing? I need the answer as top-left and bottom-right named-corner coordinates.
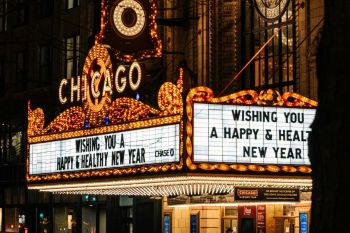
top-left (257, 205), bottom-right (266, 233)
top-left (164, 214), bottom-right (171, 233)
top-left (190, 214), bottom-right (199, 233)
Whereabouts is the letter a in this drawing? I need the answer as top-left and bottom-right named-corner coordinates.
top-left (210, 127), bottom-right (218, 138)
top-left (120, 134), bottom-right (125, 148)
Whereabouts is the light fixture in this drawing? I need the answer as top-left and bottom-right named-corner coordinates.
top-left (112, 0), bottom-right (146, 37)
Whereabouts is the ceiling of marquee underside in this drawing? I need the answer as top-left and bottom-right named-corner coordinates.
top-left (28, 174), bottom-right (312, 197)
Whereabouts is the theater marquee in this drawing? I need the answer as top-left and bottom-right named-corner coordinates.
top-left (186, 88), bottom-right (318, 173)
top-left (26, 0), bottom-right (189, 183)
top-left (26, 0), bottom-right (317, 199)
top-left (29, 124), bottom-right (180, 175)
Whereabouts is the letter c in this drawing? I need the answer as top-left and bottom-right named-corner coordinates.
top-left (59, 79), bottom-right (68, 104)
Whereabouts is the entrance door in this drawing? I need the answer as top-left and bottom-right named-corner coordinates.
top-left (135, 202), bottom-right (153, 233)
top-left (238, 206), bottom-right (256, 233)
top-left (82, 205), bottom-right (106, 233)
top-left (82, 206), bottom-right (96, 233)
top-left (241, 218), bottom-right (255, 233)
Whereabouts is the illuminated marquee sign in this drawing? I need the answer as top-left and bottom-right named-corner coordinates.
top-left (28, 68), bottom-right (184, 181)
top-left (193, 103), bottom-right (315, 166)
top-left (58, 61), bottom-right (143, 105)
top-left (59, 45), bottom-right (144, 106)
top-left (29, 124), bottom-right (180, 175)
top-left (27, 0), bottom-right (182, 182)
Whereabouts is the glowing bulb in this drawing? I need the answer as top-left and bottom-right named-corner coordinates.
top-left (112, 0), bottom-right (146, 37)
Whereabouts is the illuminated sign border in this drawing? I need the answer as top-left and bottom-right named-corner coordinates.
top-left (193, 103), bottom-right (314, 166)
top-left (185, 87), bottom-right (317, 174)
top-left (29, 122), bottom-right (181, 176)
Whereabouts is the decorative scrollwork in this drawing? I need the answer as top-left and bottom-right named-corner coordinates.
top-left (28, 102), bottom-right (85, 136)
top-left (282, 92), bottom-right (318, 107)
top-left (108, 97), bottom-right (160, 123)
top-left (28, 101), bottom-right (45, 136)
top-left (257, 89), bottom-right (283, 106)
top-left (82, 44), bottom-right (113, 126)
top-left (46, 107), bottom-right (85, 133)
top-left (158, 82), bottom-right (183, 116)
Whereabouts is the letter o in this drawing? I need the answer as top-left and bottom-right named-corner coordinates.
top-left (129, 62), bottom-right (142, 91)
top-left (115, 65), bottom-right (127, 93)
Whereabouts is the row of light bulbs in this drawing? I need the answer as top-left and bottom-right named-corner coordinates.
top-left (113, 0), bottom-right (146, 37)
top-left (95, 0), bottom-right (162, 62)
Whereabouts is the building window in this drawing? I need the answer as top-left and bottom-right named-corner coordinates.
top-left (242, 0), bottom-right (296, 93)
top-left (65, 35), bottom-right (80, 78)
top-left (0, 0), bottom-right (7, 32)
top-left (15, 51), bottom-right (27, 92)
top-left (0, 122), bottom-right (9, 161)
top-left (39, 0), bottom-right (53, 18)
top-left (16, 0), bottom-right (29, 26)
top-left (10, 131), bottom-right (22, 158)
top-left (54, 207), bottom-right (78, 233)
top-left (0, 121), bottom-right (22, 162)
top-left (0, 58), bottom-right (4, 96)
top-left (4, 208), bottom-right (20, 232)
top-left (0, 208), bottom-right (2, 230)
top-left (4, 187), bottom-right (25, 205)
top-left (38, 44), bottom-right (52, 85)
top-left (67, 0), bottom-right (80, 9)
